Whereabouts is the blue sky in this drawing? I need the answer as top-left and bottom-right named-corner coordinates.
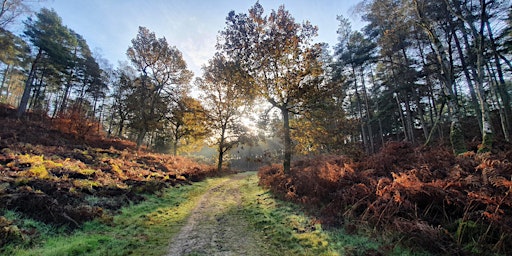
top-left (29, 0), bottom-right (365, 77)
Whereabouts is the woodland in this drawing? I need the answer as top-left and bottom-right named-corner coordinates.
top-left (1, 0), bottom-right (512, 255)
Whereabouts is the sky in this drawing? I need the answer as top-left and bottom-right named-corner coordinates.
top-left (25, 0), bottom-right (365, 77)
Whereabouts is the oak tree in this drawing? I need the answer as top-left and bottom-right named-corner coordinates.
top-left (126, 26), bottom-right (193, 148)
top-left (198, 53), bottom-right (253, 172)
top-left (218, 3), bottom-right (324, 173)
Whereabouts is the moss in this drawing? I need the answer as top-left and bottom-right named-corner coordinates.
top-left (478, 132), bottom-right (493, 153)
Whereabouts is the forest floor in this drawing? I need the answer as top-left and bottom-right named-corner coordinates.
top-left (166, 172), bottom-right (269, 256)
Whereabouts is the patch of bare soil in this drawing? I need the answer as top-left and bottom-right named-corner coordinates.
top-left (167, 172), bottom-right (269, 256)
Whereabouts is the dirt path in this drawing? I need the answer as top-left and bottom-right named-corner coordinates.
top-left (166, 172), bottom-right (268, 256)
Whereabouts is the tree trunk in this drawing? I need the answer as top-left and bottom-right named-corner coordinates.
top-left (360, 69), bottom-right (375, 153)
top-left (136, 126), bottom-right (147, 149)
top-left (486, 64), bottom-right (508, 143)
top-left (107, 108), bottom-right (115, 138)
top-left (51, 94), bottom-right (60, 118)
top-left (117, 120), bottom-right (125, 137)
top-left (281, 106), bottom-right (291, 173)
top-left (17, 49), bottom-right (43, 118)
top-left (404, 95), bottom-right (415, 144)
top-left (59, 83), bottom-right (72, 115)
top-left (97, 97), bottom-right (105, 134)
top-left (173, 126), bottom-right (180, 156)
top-left (412, 88), bottom-right (429, 140)
top-left (474, 0), bottom-right (493, 152)
top-left (400, 47), bottom-right (417, 144)
top-left (217, 126), bottom-right (227, 172)
top-left (5, 76), bottom-right (12, 103)
top-left (217, 148), bottom-right (224, 173)
top-left (0, 63), bottom-right (10, 99)
top-left (352, 66), bottom-right (369, 153)
top-left (485, 18), bottom-right (511, 141)
top-left (116, 106), bottom-right (127, 138)
top-left (416, 36), bottom-right (439, 138)
top-left (30, 69), bottom-right (46, 111)
top-left (92, 96), bottom-right (98, 118)
top-left (76, 79), bottom-right (87, 113)
top-left (173, 141), bottom-right (178, 156)
top-left (370, 69), bottom-right (385, 149)
top-left (394, 92), bottom-right (408, 141)
top-left (453, 29), bottom-right (483, 134)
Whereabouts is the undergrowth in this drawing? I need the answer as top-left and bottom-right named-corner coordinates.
top-left (258, 142), bottom-right (512, 255)
top-left (0, 104), bottom-right (230, 252)
top-left (1, 177), bottom-right (230, 255)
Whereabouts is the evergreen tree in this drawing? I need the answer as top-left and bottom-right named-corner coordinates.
top-left (17, 8), bottom-right (74, 117)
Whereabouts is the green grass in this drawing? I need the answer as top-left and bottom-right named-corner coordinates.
top-left (2, 176), bottom-right (231, 256)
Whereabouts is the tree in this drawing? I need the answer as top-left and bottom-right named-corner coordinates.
top-left (108, 63), bottom-right (136, 138)
top-left (58, 30), bottom-right (89, 115)
top-left (166, 95), bottom-right (209, 155)
top-left (83, 55), bottom-right (108, 119)
top-left (198, 53), bottom-right (253, 172)
top-left (218, 3), bottom-right (324, 173)
top-left (126, 26), bottom-right (192, 148)
top-left (125, 77), bottom-right (167, 146)
top-left (413, 0), bottom-right (500, 153)
top-left (334, 16), bottom-right (378, 153)
top-left (0, 28), bottom-right (29, 100)
top-left (328, 0), bottom-right (512, 155)
top-left (291, 97), bottom-right (352, 155)
top-left (17, 8), bottom-right (74, 118)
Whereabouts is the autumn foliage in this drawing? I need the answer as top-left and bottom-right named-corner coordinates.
top-left (0, 105), bottom-right (221, 246)
top-left (259, 142), bottom-right (512, 255)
